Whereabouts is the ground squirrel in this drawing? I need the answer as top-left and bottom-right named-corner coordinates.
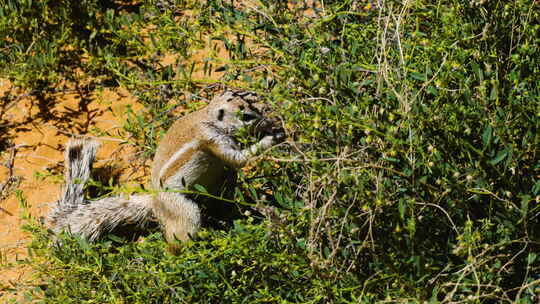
top-left (47, 90), bottom-right (284, 250)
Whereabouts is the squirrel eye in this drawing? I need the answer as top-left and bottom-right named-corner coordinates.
top-left (218, 109), bottom-right (225, 121)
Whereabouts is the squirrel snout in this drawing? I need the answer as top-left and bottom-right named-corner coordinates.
top-left (256, 117), bottom-right (283, 136)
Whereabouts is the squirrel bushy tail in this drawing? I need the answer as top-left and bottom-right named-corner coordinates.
top-left (47, 139), bottom-right (100, 224)
top-left (48, 139), bottom-right (155, 242)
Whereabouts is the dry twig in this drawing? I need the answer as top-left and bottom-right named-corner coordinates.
top-left (0, 145), bottom-right (21, 216)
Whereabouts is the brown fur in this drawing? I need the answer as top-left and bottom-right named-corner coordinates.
top-left (150, 90), bottom-right (283, 250)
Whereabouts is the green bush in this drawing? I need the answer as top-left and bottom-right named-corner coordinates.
top-left (2, 0), bottom-right (540, 302)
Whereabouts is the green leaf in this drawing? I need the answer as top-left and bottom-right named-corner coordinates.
top-left (427, 85), bottom-right (438, 95)
top-left (106, 234), bottom-right (125, 243)
top-left (489, 85), bottom-right (498, 101)
top-left (407, 218), bottom-right (416, 237)
top-left (528, 253), bottom-right (537, 264)
top-left (471, 61), bottom-right (483, 81)
top-left (532, 179), bottom-right (540, 195)
top-left (398, 199), bottom-right (406, 220)
top-left (275, 192), bottom-right (285, 207)
top-left (489, 149), bottom-right (508, 165)
top-left (76, 236), bottom-right (91, 251)
top-left (482, 125), bottom-right (492, 149)
top-left (520, 195), bottom-right (530, 217)
top-left (382, 156), bottom-right (400, 163)
top-left (193, 184), bottom-right (208, 193)
top-left (410, 71), bottom-right (426, 81)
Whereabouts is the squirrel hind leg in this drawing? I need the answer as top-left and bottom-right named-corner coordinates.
top-left (153, 192), bottom-right (201, 246)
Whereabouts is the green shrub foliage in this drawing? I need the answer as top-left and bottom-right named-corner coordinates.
top-left (2, 0), bottom-right (540, 302)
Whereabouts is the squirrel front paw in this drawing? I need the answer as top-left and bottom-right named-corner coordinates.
top-left (259, 132), bottom-right (284, 149)
top-left (273, 131), bottom-right (285, 143)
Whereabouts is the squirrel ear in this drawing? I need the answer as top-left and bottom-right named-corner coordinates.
top-left (217, 109), bottom-right (225, 121)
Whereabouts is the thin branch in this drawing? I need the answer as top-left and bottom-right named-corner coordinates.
top-left (0, 144), bottom-right (22, 216)
top-left (0, 145), bottom-right (18, 195)
top-left (414, 202), bottom-right (459, 235)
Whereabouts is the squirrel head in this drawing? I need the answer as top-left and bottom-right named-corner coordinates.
top-left (207, 90), bottom-right (275, 134)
